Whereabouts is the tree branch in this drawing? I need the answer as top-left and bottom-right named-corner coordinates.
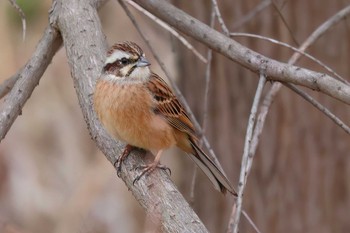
top-left (133, 0), bottom-right (350, 105)
top-left (231, 73), bottom-right (266, 233)
top-left (249, 4), bottom-right (350, 157)
top-left (8, 0), bottom-right (26, 41)
top-left (0, 26), bottom-right (62, 141)
top-left (50, 0), bottom-right (209, 232)
top-left (0, 73), bottom-right (22, 99)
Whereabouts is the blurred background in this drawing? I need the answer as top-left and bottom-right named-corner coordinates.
top-left (0, 0), bottom-right (350, 232)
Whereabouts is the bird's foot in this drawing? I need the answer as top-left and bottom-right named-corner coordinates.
top-left (133, 162), bottom-right (171, 185)
top-left (114, 144), bottom-right (135, 177)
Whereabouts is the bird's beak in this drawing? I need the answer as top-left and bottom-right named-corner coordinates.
top-left (136, 56), bottom-right (151, 67)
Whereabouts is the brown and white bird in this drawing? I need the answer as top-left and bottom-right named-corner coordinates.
top-left (93, 41), bottom-right (236, 195)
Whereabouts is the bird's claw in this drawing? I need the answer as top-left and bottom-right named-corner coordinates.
top-left (133, 164), bottom-right (171, 185)
top-left (114, 144), bottom-right (134, 177)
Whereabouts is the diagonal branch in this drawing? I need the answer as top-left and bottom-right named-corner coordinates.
top-left (211, 0), bottom-right (230, 35)
top-left (0, 73), bottom-right (22, 99)
top-left (0, 26), bottom-right (62, 141)
top-left (126, 0), bottom-right (207, 63)
top-left (230, 32), bottom-right (346, 84)
top-left (232, 0), bottom-right (271, 30)
top-left (271, 0), bottom-right (299, 46)
top-left (133, 0), bottom-right (350, 105)
top-left (229, 33), bottom-right (350, 135)
top-left (249, 4), bottom-right (350, 157)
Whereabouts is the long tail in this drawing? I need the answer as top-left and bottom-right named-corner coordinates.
top-left (189, 139), bottom-right (237, 196)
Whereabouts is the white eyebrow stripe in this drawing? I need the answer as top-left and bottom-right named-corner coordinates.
top-left (105, 51), bottom-right (130, 64)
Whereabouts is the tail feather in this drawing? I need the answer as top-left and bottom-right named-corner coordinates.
top-left (189, 139), bottom-right (237, 196)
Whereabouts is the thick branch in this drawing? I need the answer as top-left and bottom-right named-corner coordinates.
top-left (50, 0), bottom-right (209, 232)
top-left (0, 26), bottom-right (62, 141)
top-left (133, 0), bottom-right (350, 105)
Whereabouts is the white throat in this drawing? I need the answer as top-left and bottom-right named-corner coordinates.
top-left (129, 66), bottom-right (151, 79)
top-left (102, 66), bottom-right (151, 84)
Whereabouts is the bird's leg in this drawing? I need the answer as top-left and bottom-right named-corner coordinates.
top-left (114, 144), bottom-right (135, 177)
top-left (133, 150), bottom-right (171, 185)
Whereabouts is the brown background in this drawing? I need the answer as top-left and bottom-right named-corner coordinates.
top-left (0, 0), bottom-right (349, 232)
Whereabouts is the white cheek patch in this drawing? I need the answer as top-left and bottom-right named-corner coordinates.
top-left (130, 67), bottom-right (151, 80)
top-left (105, 50), bottom-right (130, 64)
top-left (120, 66), bottom-right (131, 76)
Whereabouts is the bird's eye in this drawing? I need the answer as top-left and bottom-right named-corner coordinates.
top-left (120, 57), bottom-right (128, 65)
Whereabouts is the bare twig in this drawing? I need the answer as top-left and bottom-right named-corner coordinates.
top-left (134, 0), bottom-right (350, 105)
top-left (126, 0), bottom-right (207, 63)
top-left (242, 210), bottom-right (262, 233)
top-left (249, 4), bottom-right (350, 157)
top-left (211, 0), bottom-right (230, 36)
top-left (271, 0), bottom-right (299, 46)
top-left (232, 0), bottom-right (271, 30)
top-left (289, 4), bottom-right (350, 63)
top-left (231, 72), bottom-right (266, 233)
top-left (0, 27), bottom-right (62, 141)
top-left (284, 82), bottom-right (350, 134)
top-left (119, 0), bottom-right (226, 170)
top-left (0, 73), bottom-right (22, 99)
top-left (233, 71), bottom-right (266, 233)
top-left (8, 0), bottom-right (26, 41)
top-left (202, 8), bottom-right (215, 134)
top-left (230, 32), bottom-right (348, 85)
top-left (190, 5), bottom-right (216, 204)
top-left (248, 83), bottom-right (278, 157)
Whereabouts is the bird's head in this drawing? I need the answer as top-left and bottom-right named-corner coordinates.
top-left (103, 41), bottom-right (151, 80)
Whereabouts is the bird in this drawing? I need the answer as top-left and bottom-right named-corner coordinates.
top-left (93, 41), bottom-right (236, 196)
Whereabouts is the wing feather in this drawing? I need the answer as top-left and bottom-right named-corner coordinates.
top-left (145, 73), bottom-right (237, 195)
top-left (146, 73), bottom-right (195, 136)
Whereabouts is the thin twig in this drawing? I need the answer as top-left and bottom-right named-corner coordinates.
top-left (271, 0), bottom-right (299, 46)
top-left (8, 0), bottom-right (26, 41)
top-left (126, 0), bottom-right (207, 63)
top-left (190, 5), bottom-right (216, 204)
top-left (230, 32), bottom-right (349, 85)
top-left (0, 27), bottom-right (61, 141)
top-left (285, 83), bottom-right (350, 134)
top-left (242, 210), bottom-right (262, 233)
top-left (232, 0), bottom-right (271, 30)
top-left (211, 0), bottom-right (230, 36)
top-left (118, 0), bottom-right (225, 170)
top-left (202, 7), bottom-right (216, 134)
top-left (289, 4), bottom-right (350, 63)
top-left (0, 73), bottom-right (22, 99)
top-left (134, 0), bottom-right (350, 105)
top-left (248, 83), bottom-right (277, 158)
top-left (231, 72), bottom-right (266, 233)
top-left (249, 4), bottom-right (350, 157)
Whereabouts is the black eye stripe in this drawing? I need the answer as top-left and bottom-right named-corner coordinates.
top-left (116, 57), bottom-right (139, 66)
top-left (103, 56), bottom-right (141, 74)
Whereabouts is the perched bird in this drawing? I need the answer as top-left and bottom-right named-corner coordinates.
top-left (93, 41), bottom-right (236, 195)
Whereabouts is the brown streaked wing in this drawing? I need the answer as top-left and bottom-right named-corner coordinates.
top-left (146, 73), bottom-right (196, 136)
